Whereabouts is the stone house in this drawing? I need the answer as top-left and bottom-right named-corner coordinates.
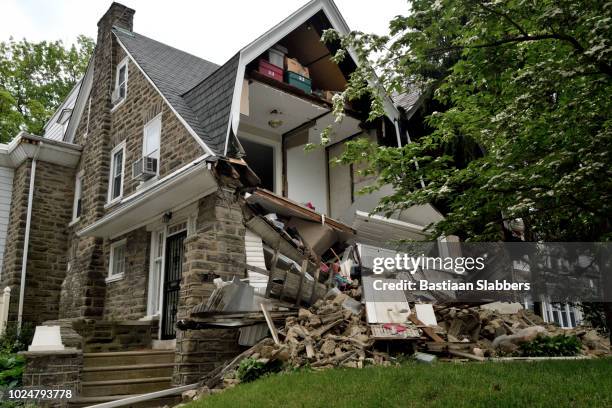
top-left (0, 0), bottom-right (444, 403)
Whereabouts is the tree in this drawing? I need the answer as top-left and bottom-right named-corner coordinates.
top-left (322, 1), bottom-right (611, 331)
top-left (0, 35), bottom-right (94, 143)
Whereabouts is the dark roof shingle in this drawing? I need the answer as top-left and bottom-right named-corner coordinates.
top-left (113, 27), bottom-right (237, 155)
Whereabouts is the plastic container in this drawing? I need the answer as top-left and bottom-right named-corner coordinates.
top-left (285, 71), bottom-right (312, 94)
top-left (258, 59), bottom-right (283, 82)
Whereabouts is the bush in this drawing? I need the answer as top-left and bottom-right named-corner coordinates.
top-left (236, 358), bottom-right (282, 383)
top-left (0, 353), bottom-right (25, 387)
top-left (518, 335), bottom-right (582, 357)
top-left (0, 322), bottom-right (35, 354)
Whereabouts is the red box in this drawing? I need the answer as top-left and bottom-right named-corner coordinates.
top-left (258, 59), bottom-right (283, 81)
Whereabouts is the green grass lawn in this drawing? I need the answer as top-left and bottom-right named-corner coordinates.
top-left (186, 359), bottom-right (612, 408)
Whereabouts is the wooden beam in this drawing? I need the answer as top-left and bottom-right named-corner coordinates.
top-left (261, 304), bottom-right (280, 345)
top-left (408, 314), bottom-right (444, 343)
top-left (295, 259), bottom-right (308, 306)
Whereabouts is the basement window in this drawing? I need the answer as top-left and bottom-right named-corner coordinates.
top-left (107, 239), bottom-right (126, 283)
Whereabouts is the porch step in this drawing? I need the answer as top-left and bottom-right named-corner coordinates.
top-left (83, 350), bottom-right (175, 367)
top-left (81, 363), bottom-right (175, 382)
top-left (68, 394), bottom-right (181, 408)
top-left (80, 376), bottom-right (173, 397)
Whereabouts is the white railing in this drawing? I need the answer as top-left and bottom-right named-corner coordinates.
top-left (0, 287), bottom-right (10, 335)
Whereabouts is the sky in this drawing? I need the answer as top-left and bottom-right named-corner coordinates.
top-left (0, 0), bottom-right (409, 64)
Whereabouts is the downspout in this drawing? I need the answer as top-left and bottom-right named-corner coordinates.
top-left (17, 144), bottom-right (40, 331)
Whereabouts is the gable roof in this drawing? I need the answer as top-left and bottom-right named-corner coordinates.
top-left (182, 54), bottom-right (240, 156)
top-left (113, 27), bottom-right (232, 155)
top-left (111, 0), bottom-right (401, 158)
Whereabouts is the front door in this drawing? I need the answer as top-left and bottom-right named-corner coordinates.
top-left (161, 230), bottom-right (186, 339)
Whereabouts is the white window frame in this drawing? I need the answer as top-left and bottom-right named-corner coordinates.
top-left (72, 170), bottom-right (83, 223)
top-left (106, 239), bottom-right (127, 283)
top-left (112, 57), bottom-right (129, 110)
top-left (107, 141), bottom-right (126, 205)
top-left (146, 229), bottom-right (165, 317)
top-left (142, 114), bottom-right (162, 178)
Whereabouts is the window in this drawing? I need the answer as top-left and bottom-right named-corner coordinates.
top-left (147, 230), bottom-right (164, 316)
top-left (107, 239), bottom-right (126, 282)
top-left (108, 142), bottom-right (125, 203)
top-left (143, 115), bottom-right (161, 175)
top-left (113, 58), bottom-right (128, 105)
top-left (72, 171), bottom-right (83, 221)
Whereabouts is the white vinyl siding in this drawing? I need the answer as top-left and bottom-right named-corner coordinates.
top-left (0, 167), bottom-right (14, 279)
top-left (43, 82), bottom-right (80, 141)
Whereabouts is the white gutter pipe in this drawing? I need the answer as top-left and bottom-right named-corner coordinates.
top-left (17, 145), bottom-right (40, 331)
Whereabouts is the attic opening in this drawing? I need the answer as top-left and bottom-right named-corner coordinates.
top-left (237, 10), bottom-right (402, 216)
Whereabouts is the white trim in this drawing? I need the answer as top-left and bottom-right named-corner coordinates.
top-left (72, 170), bottom-right (83, 222)
top-left (237, 130), bottom-right (282, 194)
top-left (113, 36), bottom-right (216, 157)
top-left (146, 229), bottom-right (165, 316)
top-left (105, 273), bottom-right (125, 283)
top-left (107, 238), bottom-right (127, 283)
top-left (107, 141), bottom-right (126, 205)
top-left (110, 57), bottom-right (129, 112)
top-left (355, 210), bottom-right (425, 233)
top-left (142, 113), bottom-right (162, 178)
top-left (17, 147), bottom-right (39, 330)
top-left (77, 157), bottom-right (216, 238)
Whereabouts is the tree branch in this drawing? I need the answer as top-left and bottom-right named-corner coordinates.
top-left (430, 34), bottom-right (612, 76)
top-left (474, 1), bottom-right (529, 37)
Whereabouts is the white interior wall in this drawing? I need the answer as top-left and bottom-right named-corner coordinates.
top-left (327, 142), bottom-right (351, 220)
top-left (286, 128), bottom-right (328, 214)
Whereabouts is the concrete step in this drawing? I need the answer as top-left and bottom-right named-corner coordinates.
top-left (81, 363), bottom-right (175, 382)
top-left (80, 377), bottom-right (172, 397)
top-left (68, 394), bottom-right (181, 408)
top-left (83, 350), bottom-right (174, 367)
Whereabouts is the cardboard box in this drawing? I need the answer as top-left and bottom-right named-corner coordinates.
top-left (285, 57), bottom-right (310, 78)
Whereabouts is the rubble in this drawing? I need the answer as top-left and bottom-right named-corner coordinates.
top-left (433, 304), bottom-right (610, 357)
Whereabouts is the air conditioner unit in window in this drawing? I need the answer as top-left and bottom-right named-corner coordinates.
top-left (132, 156), bottom-right (158, 180)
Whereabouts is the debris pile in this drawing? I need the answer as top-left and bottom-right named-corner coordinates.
top-left (272, 290), bottom-right (395, 369)
top-left (432, 304), bottom-right (610, 358)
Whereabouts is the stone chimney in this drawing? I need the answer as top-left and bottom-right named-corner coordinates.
top-left (97, 2), bottom-right (135, 39)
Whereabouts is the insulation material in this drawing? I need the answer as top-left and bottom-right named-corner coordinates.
top-left (415, 304), bottom-right (438, 326)
top-left (244, 228), bottom-right (268, 292)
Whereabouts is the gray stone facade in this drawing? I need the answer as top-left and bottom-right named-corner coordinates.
top-left (173, 187), bottom-right (246, 385)
top-left (59, 3), bottom-right (206, 321)
top-left (21, 350), bottom-right (83, 408)
top-left (9, 3), bottom-right (250, 392)
top-left (0, 159), bottom-right (75, 325)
